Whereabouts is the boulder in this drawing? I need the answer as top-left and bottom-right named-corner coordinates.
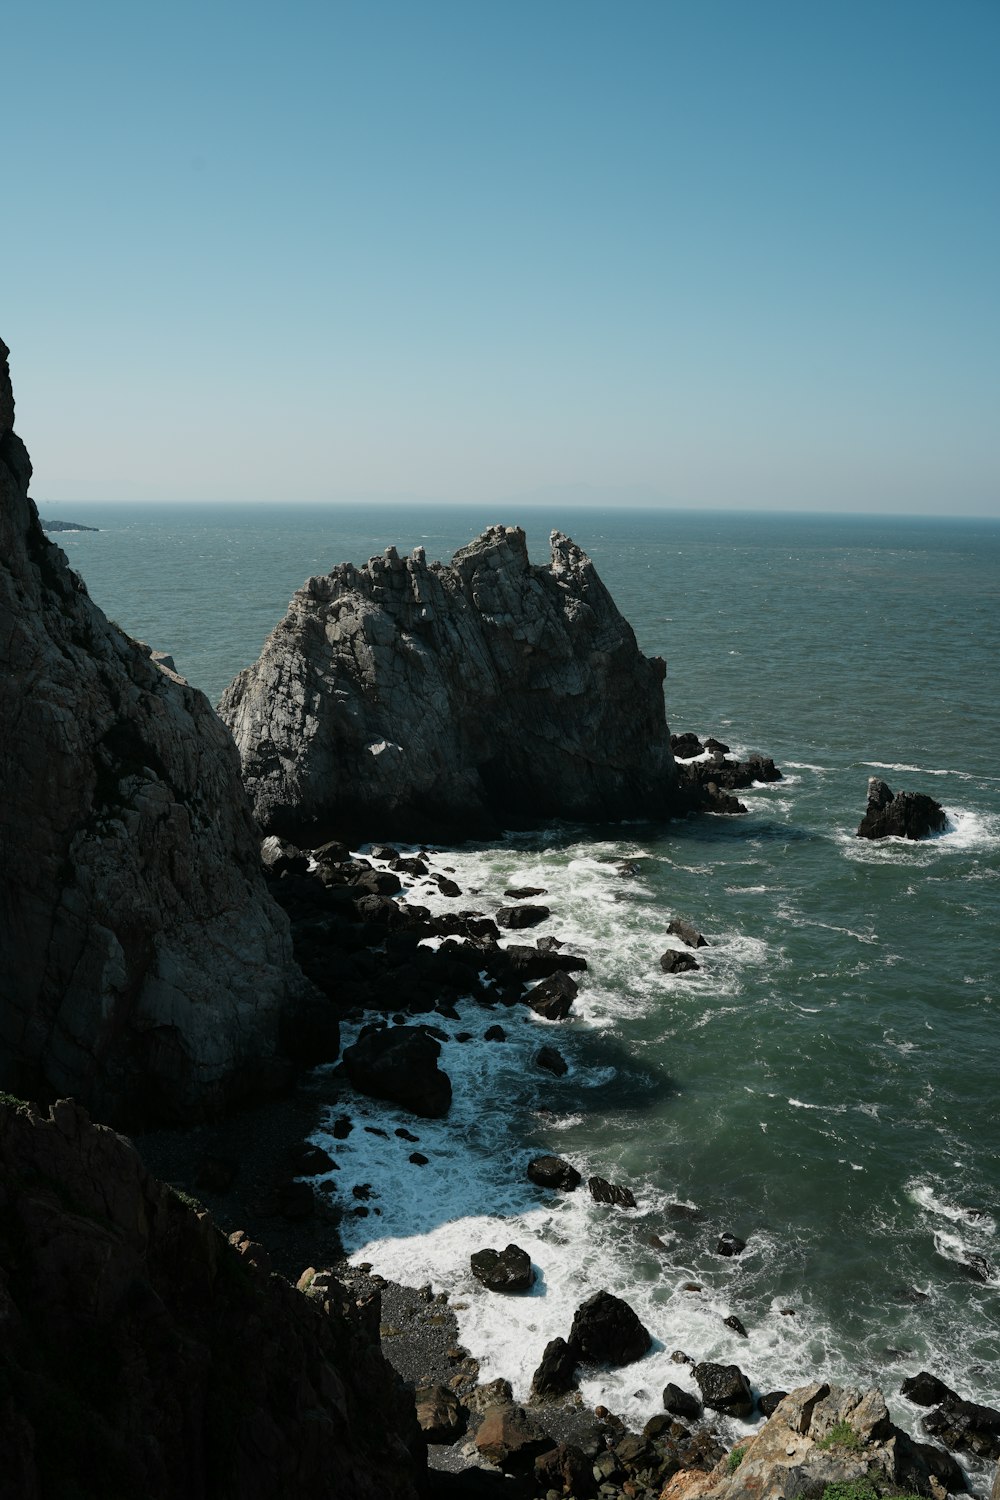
top-left (661, 948), bottom-right (700, 974)
top-left (414, 1383), bottom-right (466, 1442)
top-left (922, 1395), bottom-right (1000, 1460)
top-left (342, 1025), bottom-right (452, 1118)
top-left (758, 1390), bottom-right (789, 1418)
top-left (527, 970), bottom-right (579, 1020)
top-left (902, 1372), bottom-right (959, 1408)
top-left (663, 1383), bottom-right (703, 1421)
top-left (534, 1443), bottom-right (595, 1498)
top-left (496, 904), bottom-right (550, 929)
top-left (568, 1290), bottom-right (652, 1367)
top-left (531, 1336), bottom-right (579, 1398)
top-left (474, 1404), bottom-right (550, 1470)
top-left (527, 1154), bottom-right (581, 1192)
top-left (671, 733), bottom-right (705, 758)
top-left (218, 525), bottom-right (681, 844)
top-left (470, 1244), bottom-right (534, 1293)
top-left (723, 1315), bottom-right (748, 1338)
top-left (693, 1362), bottom-right (754, 1420)
top-left (716, 1232), bottom-right (747, 1257)
top-left (0, 338), bottom-right (303, 1127)
top-left (668, 918), bottom-right (708, 948)
top-left (535, 1045), bottom-right (568, 1077)
top-left (589, 1176), bottom-right (637, 1209)
top-left (857, 777), bottom-right (946, 840)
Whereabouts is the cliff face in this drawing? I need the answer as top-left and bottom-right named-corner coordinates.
top-left (0, 338), bottom-right (302, 1126)
top-left (0, 1096), bottom-right (423, 1500)
top-left (219, 524), bottom-right (679, 842)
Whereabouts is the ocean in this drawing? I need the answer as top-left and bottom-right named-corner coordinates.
top-left (56, 503), bottom-right (1000, 1483)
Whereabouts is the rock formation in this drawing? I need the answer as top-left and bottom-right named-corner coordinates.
top-left (0, 1095), bottom-right (423, 1499)
top-left (0, 337), bottom-right (306, 1126)
top-left (219, 524), bottom-right (680, 842)
top-left (660, 1382), bottom-right (965, 1500)
top-left (857, 777), bottom-right (947, 840)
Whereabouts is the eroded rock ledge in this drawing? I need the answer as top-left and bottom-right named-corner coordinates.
top-left (219, 525), bottom-right (681, 843)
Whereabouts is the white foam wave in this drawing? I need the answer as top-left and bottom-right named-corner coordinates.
top-left (908, 1180), bottom-right (996, 1234)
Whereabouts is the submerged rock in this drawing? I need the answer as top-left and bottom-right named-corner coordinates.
top-left (857, 777), bottom-right (946, 840)
top-left (219, 525), bottom-right (681, 842)
top-left (0, 338), bottom-right (304, 1126)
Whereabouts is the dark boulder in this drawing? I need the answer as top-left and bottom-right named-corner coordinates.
top-left (758, 1389), bottom-right (788, 1417)
top-left (483, 1024), bottom-right (506, 1042)
top-left (531, 1337), bottom-right (579, 1398)
top-left (588, 1176), bottom-right (637, 1209)
top-left (534, 1443), bottom-right (595, 1498)
top-left (496, 904), bottom-right (550, 929)
top-left (671, 733), bottom-right (705, 758)
top-left (716, 1231), bottom-right (747, 1257)
top-left (342, 1025), bottom-right (452, 1118)
top-left (723, 1314), bottom-right (748, 1338)
top-left (692, 1361), bottom-right (754, 1420)
top-left (535, 1045), bottom-right (568, 1077)
top-left (470, 1244), bottom-right (535, 1293)
top-left (902, 1372), bottom-right (959, 1407)
top-left (527, 1155), bottom-right (581, 1192)
top-left (857, 777), bottom-right (946, 840)
top-left (704, 737), bottom-right (730, 754)
top-left (667, 918), bottom-right (708, 948)
top-left (662, 1382), bottom-right (702, 1421)
top-left (527, 970), bottom-right (578, 1021)
top-left (568, 1290), bottom-right (652, 1367)
top-left (660, 948), bottom-right (700, 974)
top-left (505, 886), bottom-right (547, 899)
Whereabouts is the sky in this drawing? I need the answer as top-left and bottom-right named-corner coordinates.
top-left (3, 0), bottom-right (998, 515)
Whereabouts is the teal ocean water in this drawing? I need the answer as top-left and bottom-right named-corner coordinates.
top-left (58, 504), bottom-right (999, 1477)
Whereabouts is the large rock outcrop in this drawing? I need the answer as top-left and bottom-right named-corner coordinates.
top-left (0, 338), bottom-right (305, 1126)
top-left (219, 524), bottom-right (680, 841)
top-left (0, 1095), bottom-right (423, 1499)
top-left (857, 777), bottom-right (947, 841)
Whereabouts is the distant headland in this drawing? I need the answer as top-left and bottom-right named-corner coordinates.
top-left (39, 517), bottom-right (100, 532)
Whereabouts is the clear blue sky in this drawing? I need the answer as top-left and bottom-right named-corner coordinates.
top-left (4, 0), bottom-right (998, 514)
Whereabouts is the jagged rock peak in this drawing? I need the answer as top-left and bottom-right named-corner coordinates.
top-left (219, 524), bottom-right (680, 842)
top-left (0, 337), bottom-right (306, 1126)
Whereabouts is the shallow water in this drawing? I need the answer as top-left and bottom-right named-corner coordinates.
top-left (58, 503), bottom-right (1000, 1480)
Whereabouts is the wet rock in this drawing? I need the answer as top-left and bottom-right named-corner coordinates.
top-left (497, 904), bottom-right (551, 929)
top-left (660, 948), bottom-right (700, 974)
top-left (663, 1383), bottom-right (703, 1421)
top-left (531, 1336), bottom-right (579, 1398)
top-left (527, 1155), bottom-right (582, 1192)
top-left (723, 1315), bottom-right (748, 1338)
top-left (470, 1244), bottom-right (535, 1294)
top-left (505, 886), bottom-right (547, 899)
top-left (668, 1203), bottom-right (705, 1223)
top-left (758, 1390), bottom-right (789, 1417)
top-left (527, 970), bottom-right (579, 1021)
top-left (536, 1045), bottom-right (569, 1077)
top-left (569, 1290), bottom-right (652, 1367)
top-left (589, 1176), bottom-right (637, 1209)
top-left (535, 1443), bottom-right (595, 1498)
top-left (408, 1152), bottom-right (428, 1166)
top-left (342, 1025), bottom-right (452, 1118)
top-left (667, 918), bottom-right (708, 948)
top-left (902, 1372), bottom-right (959, 1408)
top-left (483, 1025), bottom-right (507, 1042)
top-left (922, 1394), bottom-right (1000, 1460)
top-left (716, 1232), bottom-right (746, 1257)
top-left (857, 777), bottom-right (946, 841)
top-left (671, 733), bottom-right (705, 758)
top-left (693, 1362), bottom-right (754, 1420)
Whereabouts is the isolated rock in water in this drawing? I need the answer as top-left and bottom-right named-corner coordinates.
top-left (0, 1096), bottom-right (423, 1500)
top-left (527, 969), bottom-right (579, 1020)
top-left (589, 1176), bottom-right (637, 1209)
top-left (660, 948), bottom-right (700, 974)
top-left (527, 1154), bottom-right (582, 1191)
top-left (0, 338), bottom-right (302, 1127)
top-left (857, 777), bottom-right (946, 840)
top-left (568, 1289), bottom-right (652, 1367)
top-left (662, 1382), bottom-right (703, 1420)
top-left (342, 1025), bottom-right (452, 1118)
top-left (470, 1243), bottom-right (535, 1293)
top-left (668, 917), bottom-right (708, 948)
top-left (219, 525), bottom-right (679, 842)
top-left (716, 1231), bottom-right (747, 1257)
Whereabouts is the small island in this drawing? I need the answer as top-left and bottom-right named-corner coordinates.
top-left (39, 517), bottom-right (100, 532)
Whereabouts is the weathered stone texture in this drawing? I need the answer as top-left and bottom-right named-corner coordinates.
top-left (219, 524), bottom-right (679, 841)
top-left (0, 338), bottom-right (301, 1125)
